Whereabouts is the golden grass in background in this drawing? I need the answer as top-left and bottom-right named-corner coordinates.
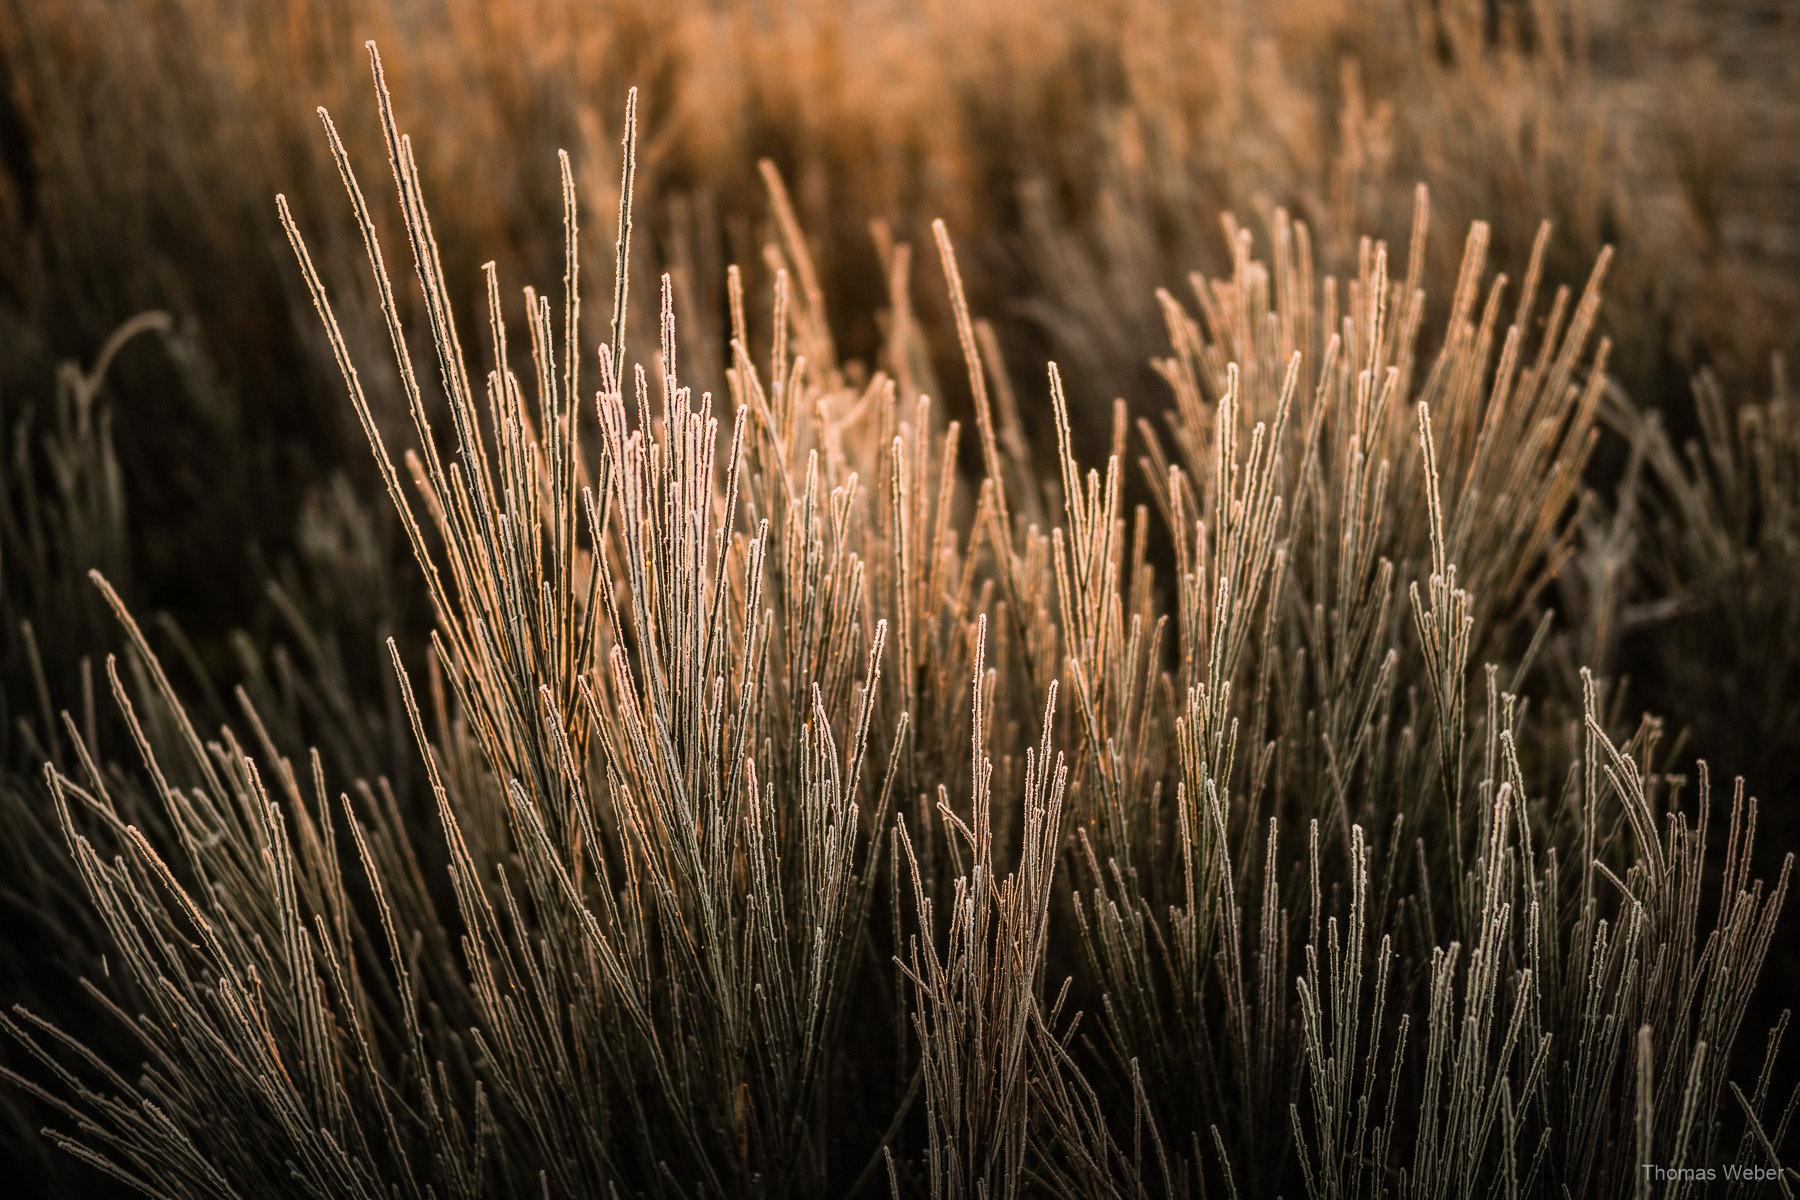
top-left (3, 0), bottom-right (1794, 421)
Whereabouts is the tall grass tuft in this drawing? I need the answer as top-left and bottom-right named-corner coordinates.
top-left (0, 43), bottom-right (1794, 1199)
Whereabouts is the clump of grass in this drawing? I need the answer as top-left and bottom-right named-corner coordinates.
top-left (0, 45), bottom-right (1794, 1199)
top-left (1620, 363), bottom-right (1800, 797)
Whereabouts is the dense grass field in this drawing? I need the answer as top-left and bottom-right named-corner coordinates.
top-left (0, 1), bottom-right (1797, 1195)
